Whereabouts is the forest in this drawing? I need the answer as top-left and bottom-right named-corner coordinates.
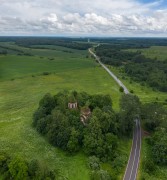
top-left (32, 91), bottom-right (167, 179)
top-left (95, 45), bottom-right (167, 92)
top-left (141, 102), bottom-right (167, 179)
top-left (33, 91), bottom-right (141, 179)
top-left (0, 37), bottom-right (92, 50)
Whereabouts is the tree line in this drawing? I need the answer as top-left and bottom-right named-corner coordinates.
top-left (95, 45), bottom-right (167, 92)
top-left (14, 38), bottom-right (92, 50)
top-left (0, 153), bottom-right (58, 180)
top-left (141, 103), bottom-right (167, 179)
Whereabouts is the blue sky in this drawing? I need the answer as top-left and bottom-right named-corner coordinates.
top-left (0, 0), bottom-right (167, 37)
top-left (139, 0), bottom-right (167, 8)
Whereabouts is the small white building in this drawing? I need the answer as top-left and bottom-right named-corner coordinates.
top-left (68, 102), bottom-right (78, 109)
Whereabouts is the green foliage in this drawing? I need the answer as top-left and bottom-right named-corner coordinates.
top-left (89, 94), bottom-right (112, 110)
top-left (0, 152), bottom-right (10, 175)
top-left (151, 129), bottom-right (167, 165)
top-left (0, 153), bottom-right (58, 180)
top-left (119, 94), bottom-right (141, 136)
top-left (142, 158), bottom-right (156, 175)
top-left (141, 103), bottom-right (167, 132)
top-left (0, 41), bottom-right (122, 180)
top-left (88, 156), bottom-right (101, 170)
top-left (96, 44), bottom-right (167, 92)
top-left (140, 102), bottom-right (167, 179)
top-left (33, 91), bottom-right (121, 161)
top-left (112, 154), bottom-right (127, 173)
top-left (67, 128), bottom-right (80, 153)
top-left (15, 37), bottom-right (92, 50)
top-left (119, 86), bottom-right (124, 93)
top-left (83, 116), bottom-right (104, 157)
top-left (90, 169), bottom-right (111, 180)
top-left (95, 45), bottom-right (140, 66)
top-left (8, 156), bottom-right (28, 180)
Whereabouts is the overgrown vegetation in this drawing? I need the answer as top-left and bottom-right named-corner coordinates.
top-left (0, 40), bottom-right (122, 180)
top-left (0, 152), bottom-right (59, 180)
top-left (33, 91), bottom-right (141, 179)
top-left (140, 103), bottom-right (167, 179)
top-left (95, 45), bottom-right (167, 92)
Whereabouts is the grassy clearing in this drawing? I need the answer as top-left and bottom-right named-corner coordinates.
top-left (126, 46), bottom-right (167, 61)
top-left (0, 44), bottom-right (123, 179)
top-left (108, 66), bottom-right (167, 105)
top-left (0, 55), bottom-right (94, 81)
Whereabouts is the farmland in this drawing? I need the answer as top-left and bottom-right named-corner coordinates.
top-left (126, 46), bottom-right (167, 61)
top-left (0, 42), bottom-right (124, 179)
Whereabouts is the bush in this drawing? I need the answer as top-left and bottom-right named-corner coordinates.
top-left (42, 72), bottom-right (50, 75)
top-left (8, 156), bottom-right (28, 180)
top-left (90, 169), bottom-right (111, 180)
top-left (130, 90), bottom-right (134, 94)
top-left (119, 86), bottom-right (124, 93)
top-left (88, 156), bottom-right (100, 170)
top-left (142, 159), bottom-right (156, 174)
top-left (0, 152), bottom-right (59, 179)
top-left (112, 154), bottom-right (127, 173)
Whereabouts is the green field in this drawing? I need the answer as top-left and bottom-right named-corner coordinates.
top-left (2, 42), bottom-right (166, 179)
top-left (126, 46), bottom-right (167, 61)
top-left (0, 43), bottom-right (124, 179)
top-left (108, 66), bottom-right (167, 106)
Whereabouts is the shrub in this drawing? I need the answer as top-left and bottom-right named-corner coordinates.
top-left (119, 86), bottom-right (124, 93)
top-left (42, 72), bottom-right (50, 76)
top-left (88, 156), bottom-right (100, 170)
top-left (130, 90), bottom-right (134, 94)
top-left (90, 169), bottom-right (111, 180)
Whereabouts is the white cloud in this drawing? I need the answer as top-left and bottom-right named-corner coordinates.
top-left (0, 0), bottom-right (167, 36)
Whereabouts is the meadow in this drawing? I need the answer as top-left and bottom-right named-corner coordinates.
top-left (126, 46), bottom-right (167, 61)
top-left (0, 43), bottom-right (125, 179)
top-left (108, 66), bottom-right (167, 106)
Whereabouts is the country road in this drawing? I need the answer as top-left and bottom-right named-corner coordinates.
top-left (89, 47), bottom-right (141, 180)
top-left (88, 48), bottom-right (129, 94)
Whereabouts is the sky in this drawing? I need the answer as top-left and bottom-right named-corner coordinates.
top-left (0, 0), bottom-right (167, 37)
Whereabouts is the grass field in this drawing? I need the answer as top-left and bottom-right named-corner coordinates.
top-left (108, 66), bottom-right (167, 106)
top-left (126, 46), bottom-right (167, 61)
top-left (0, 43), bottom-right (124, 179)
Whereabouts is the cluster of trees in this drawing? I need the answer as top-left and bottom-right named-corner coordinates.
top-left (14, 37), bottom-right (92, 50)
top-left (124, 55), bottom-right (167, 92)
top-left (95, 45), bottom-right (140, 66)
top-left (33, 91), bottom-right (118, 160)
top-left (88, 156), bottom-right (112, 180)
top-left (92, 38), bottom-right (167, 47)
top-left (95, 45), bottom-right (167, 92)
top-left (0, 152), bottom-right (58, 180)
top-left (33, 91), bottom-right (141, 177)
top-left (33, 91), bottom-right (141, 179)
top-left (141, 103), bottom-right (167, 177)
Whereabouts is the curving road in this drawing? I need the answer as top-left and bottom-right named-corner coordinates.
top-left (89, 47), bottom-right (141, 180)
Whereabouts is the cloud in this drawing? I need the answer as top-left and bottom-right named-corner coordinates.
top-left (0, 0), bottom-right (167, 36)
